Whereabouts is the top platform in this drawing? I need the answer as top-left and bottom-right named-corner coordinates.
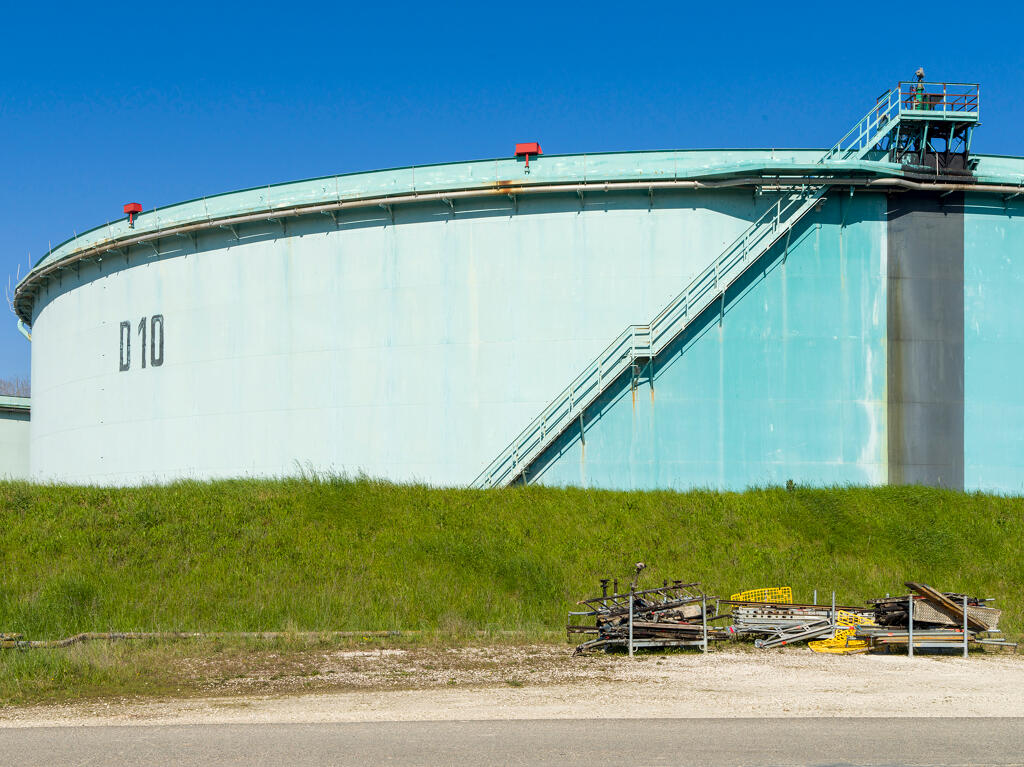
top-left (894, 81), bottom-right (979, 121)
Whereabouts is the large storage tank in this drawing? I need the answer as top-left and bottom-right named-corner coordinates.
top-left (0, 396), bottom-right (30, 479)
top-left (16, 82), bottom-right (1024, 492)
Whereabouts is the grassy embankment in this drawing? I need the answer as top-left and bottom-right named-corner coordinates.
top-left (1, 478), bottom-right (1021, 703)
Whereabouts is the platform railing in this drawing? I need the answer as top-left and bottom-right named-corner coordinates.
top-left (897, 81), bottom-right (980, 116)
top-left (472, 89), bottom-right (911, 489)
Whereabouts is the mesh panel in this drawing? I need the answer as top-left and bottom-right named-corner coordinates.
top-left (729, 587), bottom-right (793, 603)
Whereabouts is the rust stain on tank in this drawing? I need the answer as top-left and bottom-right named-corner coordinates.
top-left (492, 179), bottom-right (527, 192)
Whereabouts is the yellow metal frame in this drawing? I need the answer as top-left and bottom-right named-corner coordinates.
top-left (729, 587), bottom-right (793, 603)
top-left (809, 610), bottom-right (876, 654)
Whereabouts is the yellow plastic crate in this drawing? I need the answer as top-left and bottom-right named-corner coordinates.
top-left (729, 587), bottom-right (793, 604)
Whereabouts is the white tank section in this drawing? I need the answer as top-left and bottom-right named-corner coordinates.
top-left (26, 162), bottom-right (774, 484)
top-left (0, 397), bottom-right (30, 479)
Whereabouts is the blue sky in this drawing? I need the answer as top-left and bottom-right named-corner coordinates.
top-left (2, 1), bottom-right (1022, 381)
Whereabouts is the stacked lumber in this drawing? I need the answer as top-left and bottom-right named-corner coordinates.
top-left (857, 582), bottom-right (1015, 651)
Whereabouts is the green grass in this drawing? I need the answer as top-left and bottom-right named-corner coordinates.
top-left (0, 478), bottom-right (1021, 640)
top-left (0, 640), bottom-right (183, 703)
top-left (2, 478), bottom-right (1023, 705)
top-left (0, 634), bottom-right (450, 706)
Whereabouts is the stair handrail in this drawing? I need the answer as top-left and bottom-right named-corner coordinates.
top-left (821, 86), bottom-right (899, 162)
top-left (474, 188), bottom-right (823, 488)
top-left (646, 191), bottom-right (814, 353)
top-left (475, 93), bottom-right (904, 488)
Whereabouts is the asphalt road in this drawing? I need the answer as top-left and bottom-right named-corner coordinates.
top-left (2, 717), bottom-right (1023, 766)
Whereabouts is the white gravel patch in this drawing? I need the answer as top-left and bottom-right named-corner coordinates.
top-left (2, 647), bottom-right (1022, 727)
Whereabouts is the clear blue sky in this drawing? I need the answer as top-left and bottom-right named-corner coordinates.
top-left (2, 1), bottom-right (1022, 381)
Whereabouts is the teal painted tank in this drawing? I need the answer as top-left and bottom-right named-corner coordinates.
top-left (526, 193), bottom-right (888, 489)
top-left (14, 82), bottom-right (1024, 492)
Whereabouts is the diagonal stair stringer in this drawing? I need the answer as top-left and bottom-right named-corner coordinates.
top-left (473, 88), bottom-right (903, 488)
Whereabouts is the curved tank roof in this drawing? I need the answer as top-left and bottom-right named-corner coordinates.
top-left (13, 148), bottom-right (1024, 324)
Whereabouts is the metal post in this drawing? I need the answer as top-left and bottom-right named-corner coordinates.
top-left (813, 589), bottom-right (817, 605)
top-left (831, 591), bottom-right (836, 629)
top-left (908, 595), bottom-right (914, 658)
top-left (702, 594), bottom-right (708, 653)
top-left (963, 595), bottom-right (969, 659)
top-left (628, 591), bottom-right (634, 658)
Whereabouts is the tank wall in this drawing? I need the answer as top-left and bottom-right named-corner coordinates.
top-left (29, 190), bottom-right (785, 485)
top-left (527, 193), bottom-right (889, 489)
top-left (964, 194), bottom-right (1024, 494)
top-left (0, 410), bottom-right (30, 480)
top-left (26, 182), bottom-right (1024, 492)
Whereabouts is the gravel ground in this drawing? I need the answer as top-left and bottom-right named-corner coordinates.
top-left (3, 645), bottom-right (1023, 727)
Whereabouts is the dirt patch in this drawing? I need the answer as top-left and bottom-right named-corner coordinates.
top-left (173, 644), bottom-right (618, 695)
top-left (2, 644), bottom-right (1023, 726)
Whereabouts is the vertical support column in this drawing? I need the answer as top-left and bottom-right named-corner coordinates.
top-left (701, 595), bottom-right (708, 653)
top-left (963, 595), bottom-right (969, 658)
top-left (628, 591), bottom-right (634, 658)
top-left (908, 595), bottom-right (915, 658)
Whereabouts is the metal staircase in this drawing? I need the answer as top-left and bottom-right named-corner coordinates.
top-left (472, 84), bottom-right (966, 489)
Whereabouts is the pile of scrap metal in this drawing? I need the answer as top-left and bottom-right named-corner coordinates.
top-left (853, 582), bottom-right (1016, 652)
top-left (569, 573), bottom-right (1017, 656)
top-left (722, 587), bottom-right (873, 649)
top-left (568, 565), bottom-right (727, 655)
